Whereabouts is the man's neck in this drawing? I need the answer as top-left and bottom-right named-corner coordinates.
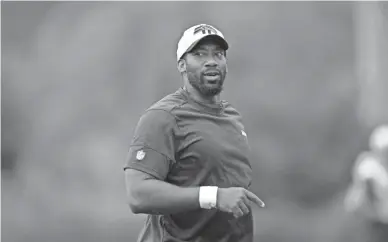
top-left (183, 84), bottom-right (221, 105)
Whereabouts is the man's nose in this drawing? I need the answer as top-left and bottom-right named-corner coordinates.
top-left (204, 58), bottom-right (218, 67)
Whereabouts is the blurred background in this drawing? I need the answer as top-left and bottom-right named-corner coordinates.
top-left (2, 1), bottom-right (388, 242)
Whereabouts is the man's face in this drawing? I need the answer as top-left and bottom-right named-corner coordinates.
top-left (183, 37), bottom-right (227, 97)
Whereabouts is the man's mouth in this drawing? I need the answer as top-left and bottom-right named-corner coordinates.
top-left (203, 71), bottom-right (220, 77)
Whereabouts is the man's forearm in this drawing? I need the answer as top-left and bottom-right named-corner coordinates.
top-left (128, 179), bottom-right (201, 215)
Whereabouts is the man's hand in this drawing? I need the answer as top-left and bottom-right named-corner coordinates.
top-left (216, 187), bottom-right (265, 218)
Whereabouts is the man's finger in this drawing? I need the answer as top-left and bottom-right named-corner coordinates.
top-left (232, 206), bottom-right (244, 218)
top-left (238, 201), bottom-right (250, 215)
top-left (244, 190), bottom-right (265, 207)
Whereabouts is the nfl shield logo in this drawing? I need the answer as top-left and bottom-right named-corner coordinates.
top-left (136, 150), bottom-right (145, 160)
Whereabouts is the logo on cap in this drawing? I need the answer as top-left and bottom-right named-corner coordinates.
top-left (193, 24), bottom-right (218, 35)
top-left (136, 150), bottom-right (146, 160)
top-left (241, 130), bottom-right (247, 137)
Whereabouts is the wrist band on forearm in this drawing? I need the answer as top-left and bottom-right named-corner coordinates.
top-left (199, 186), bottom-right (218, 209)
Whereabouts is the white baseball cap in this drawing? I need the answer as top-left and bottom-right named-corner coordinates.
top-left (176, 24), bottom-right (229, 62)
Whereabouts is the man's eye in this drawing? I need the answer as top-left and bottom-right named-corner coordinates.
top-left (216, 52), bottom-right (225, 57)
top-left (194, 52), bottom-right (204, 56)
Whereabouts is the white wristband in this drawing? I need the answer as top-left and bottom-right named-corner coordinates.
top-left (199, 186), bottom-right (218, 209)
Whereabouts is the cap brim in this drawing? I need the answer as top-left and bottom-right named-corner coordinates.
top-left (186, 34), bottom-right (229, 53)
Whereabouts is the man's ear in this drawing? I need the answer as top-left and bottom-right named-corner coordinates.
top-left (177, 58), bottom-right (186, 73)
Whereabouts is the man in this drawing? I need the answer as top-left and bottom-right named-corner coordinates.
top-left (345, 125), bottom-right (388, 241)
top-left (124, 24), bottom-right (265, 242)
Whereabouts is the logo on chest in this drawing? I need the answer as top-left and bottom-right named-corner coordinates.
top-left (136, 150), bottom-right (146, 160)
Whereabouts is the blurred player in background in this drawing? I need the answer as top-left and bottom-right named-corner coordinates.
top-left (124, 24), bottom-right (265, 242)
top-left (345, 125), bottom-right (388, 241)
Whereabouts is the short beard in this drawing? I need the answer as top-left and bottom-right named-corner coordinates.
top-left (188, 76), bottom-right (224, 97)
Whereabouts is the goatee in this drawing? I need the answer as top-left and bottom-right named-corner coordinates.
top-left (189, 78), bottom-right (224, 97)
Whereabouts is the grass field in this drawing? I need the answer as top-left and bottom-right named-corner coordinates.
top-left (2, 194), bottom-right (369, 242)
